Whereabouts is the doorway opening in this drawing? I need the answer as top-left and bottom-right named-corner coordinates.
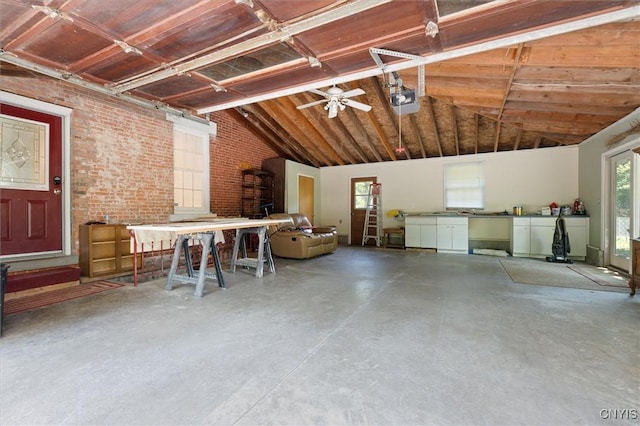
top-left (350, 176), bottom-right (377, 245)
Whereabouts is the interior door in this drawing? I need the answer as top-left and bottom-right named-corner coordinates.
top-left (298, 175), bottom-right (314, 224)
top-left (609, 150), bottom-right (635, 271)
top-left (0, 103), bottom-right (63, 256)
top-left (350, 176), bottom-right (376, 245)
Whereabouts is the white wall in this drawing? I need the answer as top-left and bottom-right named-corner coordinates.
top-left (578, 107), bottom-right (640, 251)
top-left (320, 146), bottom-right (579, 237)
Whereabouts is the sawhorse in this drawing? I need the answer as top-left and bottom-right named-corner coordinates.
top-left (229, 227), bottom-right (275, 278)
top-left (165, 232), bottom-right (225, 297)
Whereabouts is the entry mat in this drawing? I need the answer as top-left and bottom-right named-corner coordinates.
top-left (3, 281), bottom-right (124, 315)
top-left (499, 259), bottom-right (629, 293)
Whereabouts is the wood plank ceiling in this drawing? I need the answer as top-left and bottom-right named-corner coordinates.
top-left (1, 0), bottom-right (638, 167)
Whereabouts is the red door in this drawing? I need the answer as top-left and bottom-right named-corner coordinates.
top-left (0, 103), bottom-right (63, 256)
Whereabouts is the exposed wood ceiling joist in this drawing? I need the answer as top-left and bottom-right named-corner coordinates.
top-left (0, 0), bottom-right (637, 167)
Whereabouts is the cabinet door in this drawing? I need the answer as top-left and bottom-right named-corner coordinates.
top-left (437, 225), bottom-right (453, 250)
top-left (530, 225), bottom-right (554, 257)
top-left (420, 225), bottom-right (437, 248)
top-left (451, 225), bottom-right (469, 251)
top-left (566, 225), bottom-right (587, 257)
top-left (405, 224), bottom-right (421, 247)
top-left (512, 225), bottom-right (531, 256)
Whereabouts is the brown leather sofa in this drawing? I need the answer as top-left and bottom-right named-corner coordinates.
top-left (267, 213), bottom-right (338, 259)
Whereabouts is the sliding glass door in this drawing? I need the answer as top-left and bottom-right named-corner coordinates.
top-left (609, 150), bottom-right (635, 271)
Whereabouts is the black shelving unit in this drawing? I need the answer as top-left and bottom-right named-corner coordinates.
top-left (241, 168), bottom-right (274, 218)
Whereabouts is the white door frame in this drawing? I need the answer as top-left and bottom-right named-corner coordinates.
top-left (1, 91), bottom-right (72, 259)
top-left (601, 138), bottom-right (640, 271)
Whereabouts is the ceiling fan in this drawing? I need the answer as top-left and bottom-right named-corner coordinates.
top-left (297, 86), bottom-right (372, 118)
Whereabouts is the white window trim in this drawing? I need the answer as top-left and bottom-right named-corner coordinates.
top-left (443, 161), bottom-right (485, 210)
top-left (167, 114), bottom-right (216, 221)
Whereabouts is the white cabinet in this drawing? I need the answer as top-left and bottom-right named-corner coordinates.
top-left (565, 217), bottom-right (589, 258)
top-left (511, 216), bottom-right (590, 259)
top-left (529, 218), bottom-right (554, 257)
top-left (405, 216), bottom-right (437, 248)
top-left (511, 217), bottom-right (531, 257)
top-left (436, 217), bottom-right (469, 253)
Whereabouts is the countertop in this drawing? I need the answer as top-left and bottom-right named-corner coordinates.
top-left (405, 211), bottom-right (589, 218)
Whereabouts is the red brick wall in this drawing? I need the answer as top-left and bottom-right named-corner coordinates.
top-left (209, 111), bottom-right (278, 217)
top-left (1, 76), bottom-right (277, 254)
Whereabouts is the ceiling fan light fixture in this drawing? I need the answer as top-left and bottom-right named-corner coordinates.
top-left (327, 101), bottom-right (339, 119)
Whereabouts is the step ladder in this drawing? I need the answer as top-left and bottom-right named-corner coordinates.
top-left (362, 183), bottom-right (383, 246)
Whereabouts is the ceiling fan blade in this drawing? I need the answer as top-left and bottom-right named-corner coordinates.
top-left (296, 99), bottom-right (328, 110)
top-left (343, 99), bottom-right (372, 112)
top-left (340, 88), bottom-right (365, 98)
top-left (309, 88), bottom-right (330, 98)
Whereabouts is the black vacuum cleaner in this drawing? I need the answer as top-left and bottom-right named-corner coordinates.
top-left (546, 211), bottom-right (572, 264)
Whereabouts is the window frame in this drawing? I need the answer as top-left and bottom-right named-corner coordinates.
top-left (168, 115), bottom-right (216, 218)
top-left (443, 162), bottom-right (485, 210)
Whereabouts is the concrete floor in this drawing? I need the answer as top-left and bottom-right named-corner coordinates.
top-left (1, 247), bottom-right (638, 425)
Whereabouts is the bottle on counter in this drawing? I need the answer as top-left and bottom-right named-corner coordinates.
top-left (573, 199), bottom-right (580, 214)
top-left (578, 201), bottom-right (586, 215)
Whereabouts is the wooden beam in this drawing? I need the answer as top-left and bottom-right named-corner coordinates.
top-left (249, 103), bottom-right (323, 167)
top-left (409, 115), bottom-right (427, 158)
top-left (332, 119), bottom-right (372, 164)
top-left (493, 121), bottom-right (501, 152)
top-left (474, 113), bottom-right (479, 154)
top-left (513, 127), bottom-right (523, 151)
top-left (366, 77), bottom-right (398, 160)
top-left (344, 107), bottom-right (383, 162)
top-left (425, 96), bottom-right (443, 157)
top-left (264, 99), bottom-right (335, 166)
top-left (230, 108), bottom-right (296, 162)
top-left (534, 136), bottom-right (542, 148)
top-left (245, 104), bottom-right (316, 166)
top-left (495, 43), bottom-right (524, 151)
top-left (451, 104), bottom-right (460, 156)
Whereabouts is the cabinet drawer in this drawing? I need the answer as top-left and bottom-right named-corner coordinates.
top-left (564, 217), bottom-right (588, 227)
top-left (531, 217), bottom-right (556, 227)
top-left (437, 217), bottom-right (468, 225)
top-left (405, 216), bottom-right (437, 225)
top-left (512, 217), bottom-right (530, 226)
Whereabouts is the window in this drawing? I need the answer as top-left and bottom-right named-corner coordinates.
top-left (444, 162), bottom-right (485, 210)
top-left (354, 180), bottom-right (375, 209)
top-left (169, 115), bottom-right (216, 217)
